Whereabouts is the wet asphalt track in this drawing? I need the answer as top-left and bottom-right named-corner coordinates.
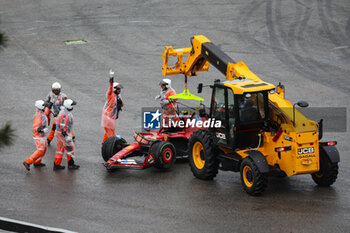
top-left (0, 0), bottom-right (350, 232)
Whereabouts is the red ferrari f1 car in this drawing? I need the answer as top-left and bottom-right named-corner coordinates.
top-left (102, 107), bottom-right (210, 171)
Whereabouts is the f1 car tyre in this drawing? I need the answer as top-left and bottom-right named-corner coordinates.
top-left (102, 136), bottom-right (128, 162)
top-left (151, 141), bottom-right (176, 169)
top-left (240, 157), bottom-right (268, 196)
top-left (188, 130), bottom-right (219, 180)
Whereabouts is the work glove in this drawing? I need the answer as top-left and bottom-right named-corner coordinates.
top-left (46, 101), bottom-right (53, 109)
top-left (161, 99), bottom-right (170, 105)
top-left (109, 69), bottom-right (114, 83)
top-left (65, 135), bottom-right (73, 143)
top-left (37, 126), bottom-right (45, 133)
top-left (155, 95), bottom-right (161, 100)
top-left (43, 128), bottom-right (49, 134)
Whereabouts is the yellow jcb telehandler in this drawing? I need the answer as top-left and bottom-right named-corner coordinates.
top-left (162, 35), bottom-right (339, 195)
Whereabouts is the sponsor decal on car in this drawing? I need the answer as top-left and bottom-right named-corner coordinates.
top-left (119, 159), bottom-right (137, 165)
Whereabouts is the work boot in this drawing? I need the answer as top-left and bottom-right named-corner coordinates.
top-left (53, 164), bottom-right (65, 170)
top-left (34, 163), bottom-right (46, 167)
top-left (47, 139), bottom-right (51, 146)
top-left (23, 162), bottom-right (30, 171)
top-left (68, 164), bottom-right (80, 170)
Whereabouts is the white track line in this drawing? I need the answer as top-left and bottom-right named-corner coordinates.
top-left (0, 217), bottom-right (77, 233)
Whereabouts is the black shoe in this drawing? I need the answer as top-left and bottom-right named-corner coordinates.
top-left (47, 139), bottom-right (51, 146)
top-left (23, 162), bottom-right (30, 171)
top-left (53, 164), bottom-right (65, 170)
top-left (34, 163), bottom-right (46, 167)
top-left (68, 164), bottom-right (80, 170)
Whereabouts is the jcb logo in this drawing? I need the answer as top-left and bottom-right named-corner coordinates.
top-left (216, 133), bottom-right (226, 140)
top-left (298, 147), bottom-right (314, 155)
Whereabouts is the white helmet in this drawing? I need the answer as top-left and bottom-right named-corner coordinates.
top-left (35, 100), bottom-right (45, 110)
top-left (63, 99), bottom-right (74, 110)
top-left (159, 78), bottom-right (171, 87)
top-left (113, 82), bottom-right (123, 91)
top-left (52, 82), bottom-right (61, 91)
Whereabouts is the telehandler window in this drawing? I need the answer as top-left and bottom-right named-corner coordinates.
top-left (228, 89), bottom-right (235, 139)
top-left (212, 86), bottom-right (228, 145)
top-left (268, 101), bottom-right (288, 125)
top-left (212, 87), bottom-right (226, 124)
top-left (238, 93), bottom-right (265, 122)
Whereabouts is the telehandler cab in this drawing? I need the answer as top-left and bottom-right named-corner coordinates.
top-left (162, 35), bottom-right (340, 195)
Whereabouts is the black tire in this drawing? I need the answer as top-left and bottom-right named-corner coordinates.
top-left (188, 130), bottom-right (219, 180)
top-left (240, 157), bottom-right (268, 196)
top-left (312, 153), bottom-right (338, 186)
top-left (101, 136), bottom-right (128, 162)
top-left (151, 141), bottom-right (176, 169)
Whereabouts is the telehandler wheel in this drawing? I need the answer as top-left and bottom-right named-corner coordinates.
top-left (188, 130), bottom-right (219, 180)
top-left (240, 157), bottom-right (268, 196)
top-left (152, 141), bottom-right (176, 169)
top-left (101, 136), bottom-right (128, 162)
top-left (312, 154), bottom-right (338, 186)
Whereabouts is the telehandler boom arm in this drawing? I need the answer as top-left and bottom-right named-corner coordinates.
top-left (162, 35), bottom-right (265, 84)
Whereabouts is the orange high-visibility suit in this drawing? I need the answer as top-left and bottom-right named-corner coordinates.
top-left (45, 91), bottom-right (68, 142)
top-left (25, 110), bottom-right (48, 165)
top-left (54, 107), bottom-right (76, 166)
top-left (160, 87), bottom-right (179, 126)
top-left (101, 81), bottom-right (123, 143)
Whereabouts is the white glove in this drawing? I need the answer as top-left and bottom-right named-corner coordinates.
top-left (109, 69), bottom-right (114, 78)
top-left (65, 136), bottom-right (72, 143)
top-left (155, 95), bottom-right (161, 100)
top-left (161, 99), bottom-right (170, 105)
top-left (43, 128), bottom-right (49, 134)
